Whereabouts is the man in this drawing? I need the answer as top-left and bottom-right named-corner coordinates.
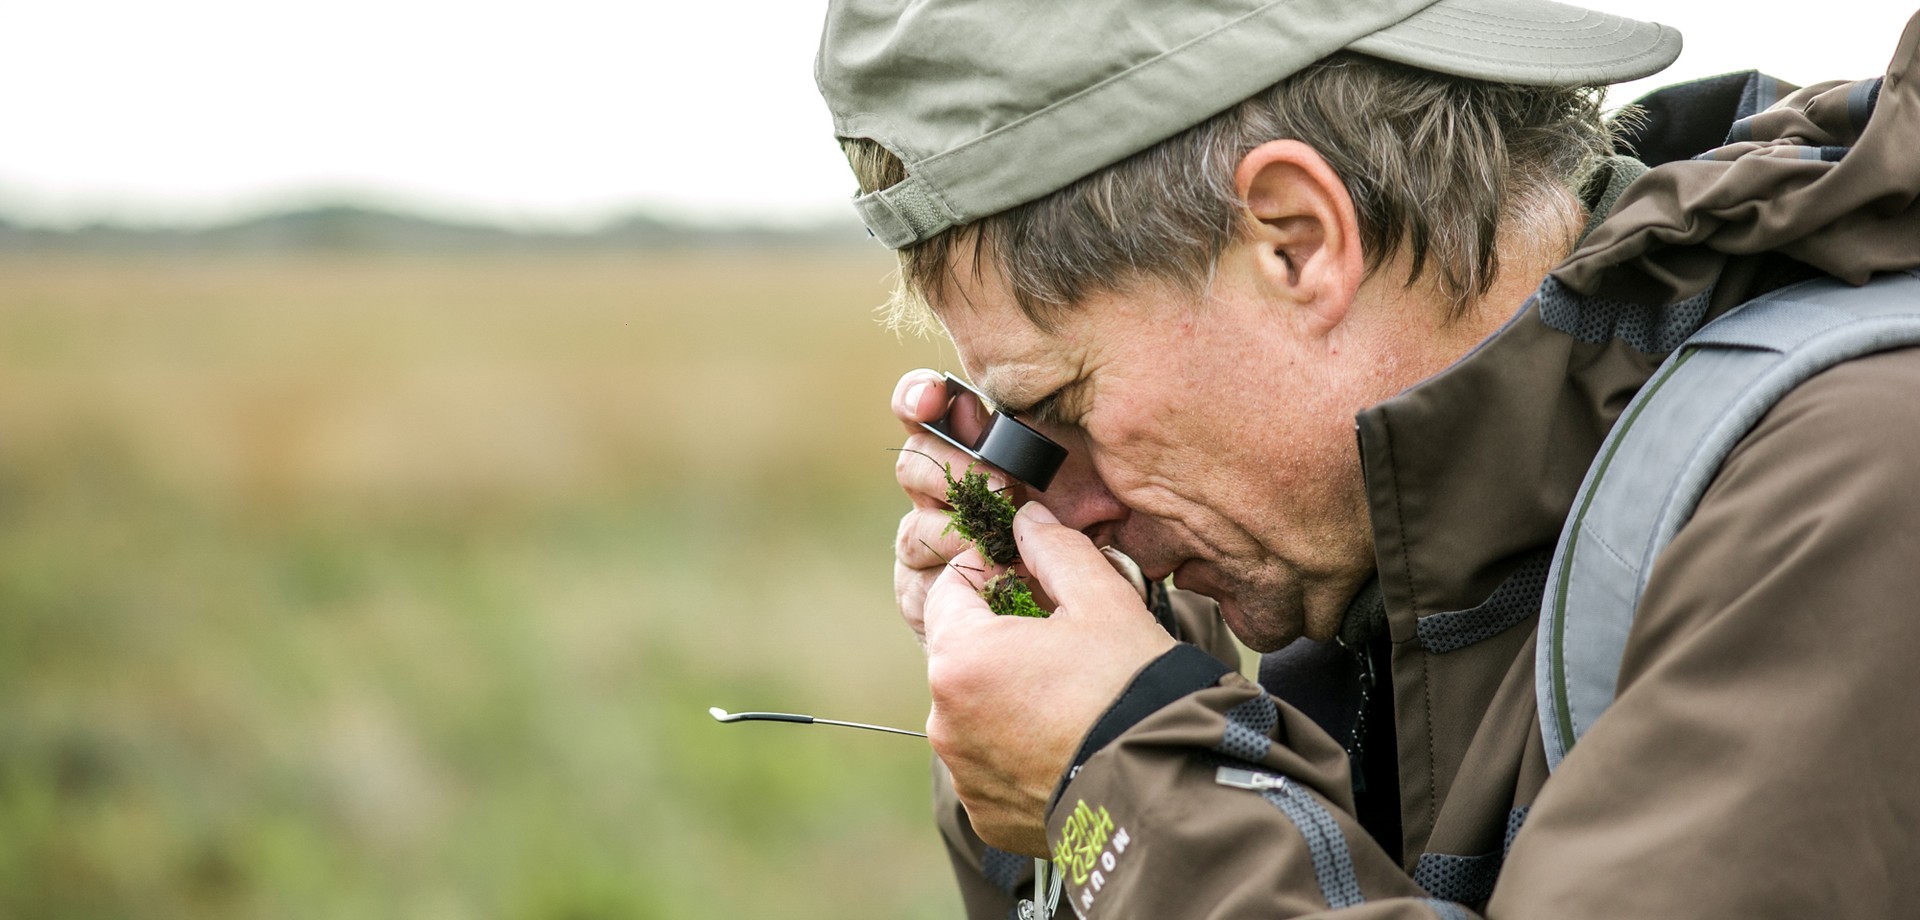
top-left (818, 1), bottom-right (1920, 916)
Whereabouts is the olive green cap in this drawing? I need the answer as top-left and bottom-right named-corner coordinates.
top-left (817, 0), bottom-right (1681, 249)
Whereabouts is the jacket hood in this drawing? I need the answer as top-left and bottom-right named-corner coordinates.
top-left (1554, 11), bottom-right (1920, 306)
top-left (1357, 10), bottom-right (1920, 636)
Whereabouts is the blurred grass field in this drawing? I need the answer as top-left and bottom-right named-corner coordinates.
top-left (0, 249), bottom-right (966, 919)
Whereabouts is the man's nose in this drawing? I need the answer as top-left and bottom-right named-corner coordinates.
top-left (1034, 451), bottom-right (1127, 540)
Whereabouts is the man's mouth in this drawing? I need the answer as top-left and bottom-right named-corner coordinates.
top-left (1108, 533), bottom-right (1195, 585)
top-left (1127, 552), bottom-right (1183, 583)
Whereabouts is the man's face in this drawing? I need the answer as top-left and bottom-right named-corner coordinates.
top-left (937, 245), bottom-right (1454, 651)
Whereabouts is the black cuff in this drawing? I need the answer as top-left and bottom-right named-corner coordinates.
top-left (1050, 644), bottom-right (1233, 811)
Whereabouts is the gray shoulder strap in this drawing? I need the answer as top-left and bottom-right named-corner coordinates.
top-left (1538, 270), bottom-right (1920, 772)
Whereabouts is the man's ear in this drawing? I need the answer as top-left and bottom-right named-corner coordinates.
top-left (1234, 140), bottom-right (1364, 331)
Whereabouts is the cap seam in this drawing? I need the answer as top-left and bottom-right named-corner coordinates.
top-left (1394, 14), bottom-right (1633, 43)
top-left (1414, 16), bottom-right (1619, 38)
top-left (1364, 24), bottom-right (1640, 52)
top-left (1420, 6), bottom-right (1594, 30)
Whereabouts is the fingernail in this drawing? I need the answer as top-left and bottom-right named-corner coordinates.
top-left (1019, 501), bottom-right (1058, 524)
top-left (904, 382), bottom-right (929, 416)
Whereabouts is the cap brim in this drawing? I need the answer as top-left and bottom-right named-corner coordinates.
top-left (1348, 0), bottom-right (1681, 86)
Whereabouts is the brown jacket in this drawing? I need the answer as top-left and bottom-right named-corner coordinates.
top-left (938, 14), bottom-right (1920, 919)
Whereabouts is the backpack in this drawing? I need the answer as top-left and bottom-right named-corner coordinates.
top-left (1537, 269), bottom-right (1920, 771)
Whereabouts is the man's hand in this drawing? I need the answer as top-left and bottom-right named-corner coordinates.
top-left (924, 501), bottom-right (1177, 855)
top-left (891, 369), bottom-right (1016, 648)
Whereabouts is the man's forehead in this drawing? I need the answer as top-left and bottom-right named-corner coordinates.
top-left (930, 268), bottom-right (1067, 411)
top-left (946, 324), bottom-right (1071, 414)
top-left (944, 310), bottom-right (1055, 408)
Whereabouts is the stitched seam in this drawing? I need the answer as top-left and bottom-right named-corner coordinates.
top-left (1404, 9), bottom-right (1626, 38)
top-left (1549, 348), bottom-right (1698, 757)
top-left (1382, 421), bottom-right (1418, 616)
top-left (876, 175), bottom-right (960, 230)
top-left (1364, 26), bottom-right (1637, 54)
top-left (1585, 525), bottom-right (1637, 572)
top-left (1420, 653), bottom-right (1436, 837)
top-left (1382, 11), bottom-right (1635, 45)
top-left (1421, 7), bottom-right (1590, 29)
top-left (1383, 421), bottom-right (1436, 833)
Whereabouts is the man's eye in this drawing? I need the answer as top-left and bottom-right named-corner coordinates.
top-left (1023, 391), bottom-right (1067, 426)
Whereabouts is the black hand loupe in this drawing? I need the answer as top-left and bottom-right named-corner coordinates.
top-left (918, 373), bottom-right (1068, 492)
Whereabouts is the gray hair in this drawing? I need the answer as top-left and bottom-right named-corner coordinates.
top-left (843, 53), bottom-right (1615, 334)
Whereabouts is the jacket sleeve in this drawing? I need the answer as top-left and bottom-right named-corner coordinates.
top-left (1043, 348), bottom-right (1920, 919)
top-left (1043, 647), bottom-right (1451, 919)
top-left (934, 584), bottom-right (1244, 919)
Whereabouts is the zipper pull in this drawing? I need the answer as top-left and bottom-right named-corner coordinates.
top-left (1215, 766), bottom-right (1289, 792)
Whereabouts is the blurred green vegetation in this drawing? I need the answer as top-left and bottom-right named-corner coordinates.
top-left (0, 251), bottom-right (964, 919)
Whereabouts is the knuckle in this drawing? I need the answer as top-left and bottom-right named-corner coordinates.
top-left (903, 433), bottom-right (958, 468)
top-left (897, 442), bottom-right (954, 493)
top-left (897, 511), bottom-right (949, 564)
top-left (896, 556), bottom-right (926, 591)
top-left (894, 513), bottom-right (917, 555)
top-left (926, 669), bottom-right (960, 714)
top-left (926, 647), bottom-right (984, 701)
top-left (894, 447), bottom-right (920, 483)
top-left (925, 722), bottom-right (958, 763)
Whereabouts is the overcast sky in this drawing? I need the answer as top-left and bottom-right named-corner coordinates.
top-left (2, 1), bottom-right (1913, 229)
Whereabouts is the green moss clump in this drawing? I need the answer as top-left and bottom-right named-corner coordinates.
top-left (937, 462), bottom-right (1046, 617)
top-left (943, 464), bottom-right (1018, 567)
top-left (897, 449), bottom-right (1047, 618)
top-left (982, 573), bottom-right (1046, 618)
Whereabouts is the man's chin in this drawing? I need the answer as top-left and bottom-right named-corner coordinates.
top-left (1173, 565), bottom-right (1302, 654)
top-left (1217, 600), bottom-right (1302, 654)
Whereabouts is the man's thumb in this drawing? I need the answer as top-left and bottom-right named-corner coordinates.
top-left (1013, 502), bottom-right (1144, 616)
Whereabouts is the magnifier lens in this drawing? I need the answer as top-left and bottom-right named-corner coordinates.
top-left (918, 373), bottom-right (1067, 492)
